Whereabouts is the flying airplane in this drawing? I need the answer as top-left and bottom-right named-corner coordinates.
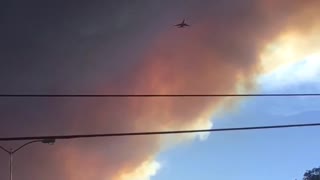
top-left (174, 19), bottom-right (190, 28)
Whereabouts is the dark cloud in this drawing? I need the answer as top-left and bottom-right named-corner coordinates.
top-left (0, 0), bottom-right (174, 94)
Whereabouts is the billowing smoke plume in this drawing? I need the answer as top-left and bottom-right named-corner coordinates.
top-left (0, 1), bottom-right (319, 180)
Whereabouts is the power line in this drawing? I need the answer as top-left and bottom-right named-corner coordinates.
top-left (1, 122), bottom-right (320, 141)
top-left (0, 93), bottom-right (320, 97)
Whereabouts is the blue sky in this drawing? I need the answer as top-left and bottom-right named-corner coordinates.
top-left (152, 58), bottom-right (320, 180)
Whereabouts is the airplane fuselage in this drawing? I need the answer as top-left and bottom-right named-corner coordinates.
top-left (175, 19), bottom-right (190, 28)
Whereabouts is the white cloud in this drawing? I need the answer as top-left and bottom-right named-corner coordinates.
top-left (118, 159), bottom-right (161, 180)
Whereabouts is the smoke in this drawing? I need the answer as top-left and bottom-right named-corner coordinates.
top-left (0, 1), bottom-right (319, 180)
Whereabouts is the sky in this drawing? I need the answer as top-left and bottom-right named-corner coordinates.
top-left (0, 0), bottom-right (319, 180)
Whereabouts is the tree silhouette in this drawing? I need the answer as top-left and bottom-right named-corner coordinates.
top-left (303, 167), bottom-right (320, 180)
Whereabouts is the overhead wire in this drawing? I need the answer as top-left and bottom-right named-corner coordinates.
top-left (0, 93), bottom-right (320, 97)
top-left (1, 122), bottom-right (320, 141)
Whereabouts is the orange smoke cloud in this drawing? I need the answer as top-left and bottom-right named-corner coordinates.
top-left (260, 0), bottom-right (320, 73)
top-left (54, 2), bottom-right (320, 180)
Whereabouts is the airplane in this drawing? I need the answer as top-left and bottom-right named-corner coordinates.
top-left (174, 19), bottom-right (190, 28)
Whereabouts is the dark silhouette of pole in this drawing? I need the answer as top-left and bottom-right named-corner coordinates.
top-left (0, 139), bottom-right (55, 180)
